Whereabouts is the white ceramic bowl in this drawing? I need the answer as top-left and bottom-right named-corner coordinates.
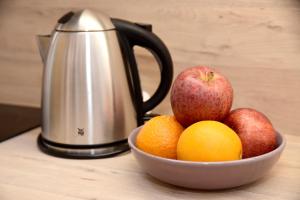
top-left (128, 127), bottom-right (285, 190)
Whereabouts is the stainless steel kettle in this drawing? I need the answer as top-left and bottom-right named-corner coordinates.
top-left (36, 9), bottom-right (173, 159)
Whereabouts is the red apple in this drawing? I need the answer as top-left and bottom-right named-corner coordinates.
top-left (224, 108), bottom-right (277, 158)
top-left (170, 66), bottom-right (233, 127)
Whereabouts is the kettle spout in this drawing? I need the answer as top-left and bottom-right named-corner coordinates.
top-left (36, 35), bottom-right (51, 65)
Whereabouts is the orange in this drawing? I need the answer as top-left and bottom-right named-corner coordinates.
top-left (136, 115), bottom-right (184, 159)
top-left (177, 121), bottom-right (242, 162)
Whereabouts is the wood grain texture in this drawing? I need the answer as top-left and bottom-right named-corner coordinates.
top-left (0, 128), bottom-right (299, 200)
top-left (0, 1), bottom-right (300, 198)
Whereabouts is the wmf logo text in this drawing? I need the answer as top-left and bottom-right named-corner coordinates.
top-left (77, 128), bottom-right (84, 136)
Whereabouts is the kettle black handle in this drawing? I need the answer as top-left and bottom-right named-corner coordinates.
top-left (112, 19), bottom-right (173, 124)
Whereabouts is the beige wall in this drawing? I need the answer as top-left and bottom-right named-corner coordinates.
top-left (0, 0), bottom-right (299, 135)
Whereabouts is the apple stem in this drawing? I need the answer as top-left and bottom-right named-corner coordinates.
top-left (207, 71), bottom-right (214, 81)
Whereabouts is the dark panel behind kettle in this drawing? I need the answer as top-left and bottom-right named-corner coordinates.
top-left (0, 104), bottom-right (41, 142)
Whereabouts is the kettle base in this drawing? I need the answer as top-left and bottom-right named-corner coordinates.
top-left (37, 134), bottom-right (130, 159)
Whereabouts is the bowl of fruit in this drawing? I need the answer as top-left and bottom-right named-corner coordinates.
top-left (128, 66), bottom-right (286, 190)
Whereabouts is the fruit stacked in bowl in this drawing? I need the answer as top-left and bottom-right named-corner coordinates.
top-left (128, 66), bottom-right (285, 190)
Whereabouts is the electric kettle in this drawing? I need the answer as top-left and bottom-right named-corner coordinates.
top-left (36, 9), bottom-right (173, 159)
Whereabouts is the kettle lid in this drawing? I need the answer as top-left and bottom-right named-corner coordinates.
top-left (55, 9), bottom-right (115, 32)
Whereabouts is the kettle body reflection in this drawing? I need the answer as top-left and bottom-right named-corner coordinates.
top-left (37, 9), bottom-right (173, 159)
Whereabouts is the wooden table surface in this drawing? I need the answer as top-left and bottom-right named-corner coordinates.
top-left (0, 126), bottom-right (299, 200)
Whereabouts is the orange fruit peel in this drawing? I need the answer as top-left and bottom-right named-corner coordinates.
top-left (177, 121), bottom-right (242, 162)
top-left (136, 115), bottom-right (184, 159)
